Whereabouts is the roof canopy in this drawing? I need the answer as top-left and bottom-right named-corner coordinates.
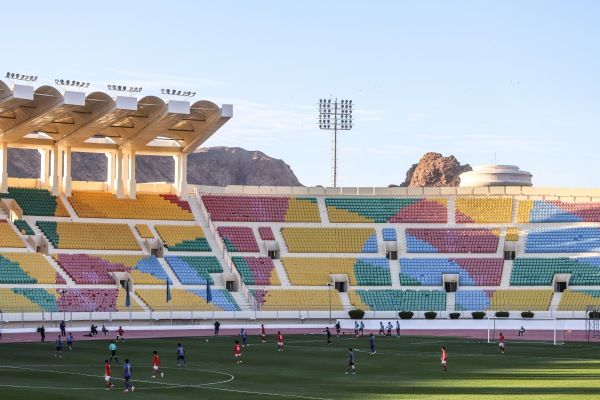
top-left (0, 81), bottom-right (232, 154)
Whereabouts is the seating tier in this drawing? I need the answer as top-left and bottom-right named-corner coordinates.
top-left (164, 256), bottom-right (223, 285)
top-left (217, 226), bottom-right (260, 252)
top-left (487, 289), bottom-right (553, 311)
top-left (455, 198), bottom-right (513, 223)
top-left (0, 253), bottom-right (64, 284)
top-left (455, 290), bottom-right (494, 311)
top-left (14, 220), bottom-right (34, 235)
top-left (281, 227), bottom-right (377, 253)
top-left (0, 220), bottom-right (26, 248)
top-left (231, 257), bottom-right (280, 285)
top-left (258, 289), bottom-right (343, 311)
top-left (202, 195), bottom-right (320, 222)
top-left (135, 224), bottom-right (154, 238)
top-left (525, 227), bottom-right (600, 253)
top-left (54, 254), bottom-right (167, 284)
top-left (505, 228), bottom-right (519, 242)
top-left (258, 226), bottom-right (276, 240)
top-left (0, 187), bottom-right (69, 216)
top-left (511, 257), bottom-right (600, 286)
top-left (280, 257), bottom-right (390, 286)
top-left (325, 198), bottom-right (448, 223)
top-left (558, 290), bottom-right (600, 311)
top-left (36, 221), bottom-right (140, 250)
top-left (406, 228), bottom-right (500, 253)
top-left (349, 289), bottom-right (446, 311)
top-left (0, 288), bottom-right (57, 312)
top-left (68, 191), bottom-right (194, 220)
top-left (400, 258), bottom-right (503, 286)
top-left (155, 225), bottom-right (211, 251)
top-left (518, 200), bottom-right (600, 223)
top-left (136, 288), bottom-right (237, 311)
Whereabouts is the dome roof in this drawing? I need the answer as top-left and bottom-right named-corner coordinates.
top-left (459, 164), bottom-right (533, 187)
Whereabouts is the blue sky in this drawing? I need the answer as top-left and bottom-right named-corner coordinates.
top-left (4, 1), bottom-right (600, 187)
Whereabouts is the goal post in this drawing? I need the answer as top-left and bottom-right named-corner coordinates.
top-left (487, 317), bottom-right (566, 345)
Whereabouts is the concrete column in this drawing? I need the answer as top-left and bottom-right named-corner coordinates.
top-left (62, 147), bottom-right (72, 196)
top-left (49, 146), bottom-right (62, 195)
top-left (114, 149), bottom-right (124, 198)
top-left (127, 151), bottom-right (136, 199)
top-left (38, 148), bottom-right (50, 189)
top-left (105, 152), bottom-right (115, 193)
top-left (173, 154), bottom-right (181, 195)
top-left (0, 142), bottom-right (8, 193)
top-left (180, 153), bottom-right (188, 196)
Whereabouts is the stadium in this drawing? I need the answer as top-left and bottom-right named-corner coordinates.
top-left (2, 77), bottom-right (600, 398)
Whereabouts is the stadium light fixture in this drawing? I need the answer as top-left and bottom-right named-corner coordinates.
top-left (318, 97), bottom-right (354, 187)
top-left (55, 78), bottom-right (90, 93)
top-left (5, 71), bottom-right (38, 89)
top-left (160, 88), bottom-right (196, 101)
top-left (107, 84), bottom-right (143, 97)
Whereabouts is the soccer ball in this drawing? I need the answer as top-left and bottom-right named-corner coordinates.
top-left (111, 384), bottom-right (115, 389)
top-left (205, 339), bottom-right (209, 342)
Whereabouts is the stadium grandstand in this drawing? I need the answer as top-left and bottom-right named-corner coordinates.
top-left (2, 76), bottom-right (600, 334)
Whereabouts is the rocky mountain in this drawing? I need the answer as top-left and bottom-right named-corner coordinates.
top-left (397, 152), bottom-right (472, 187)
top-left (7, 146), bottom-right (303, 186)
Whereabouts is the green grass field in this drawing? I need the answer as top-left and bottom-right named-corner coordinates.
top-left (1, 334), bottom-right (600, 399)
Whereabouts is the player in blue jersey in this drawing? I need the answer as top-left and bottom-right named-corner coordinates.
top-left (122, 359), bottom-right (135, 392)
top-left (345, 348), bottom-right (356, 374)
top-left (176, 343), bottom-right (187, 367)
top-left (240, 328), bottom-right (248, 347)
top-left (369, 333), bottom-right (376, 354)
top-left (54, 335), bottom-right (62, 357)
top-left (66, 333), bottom-right (74, 350)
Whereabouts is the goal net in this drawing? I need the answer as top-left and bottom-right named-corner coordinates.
top-left (487, 317), bottom-right (567, 345)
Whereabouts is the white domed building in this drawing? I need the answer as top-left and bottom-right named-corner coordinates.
top-left (459, 165), bottom-right (533, 187)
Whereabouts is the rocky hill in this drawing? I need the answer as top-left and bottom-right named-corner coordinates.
top-left (397, 152), bottom-right (472, 187)
top-left (7, 146), bottom-right (303, 186)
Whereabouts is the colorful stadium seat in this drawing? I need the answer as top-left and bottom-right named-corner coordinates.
top-left (202, 195), bottom-right (320, 222)
top-left (400, 258), bottom-right (503, 286)
top-left (349, 289), bottom-right (446, 311)
top-left (455, 290), bottom-right (494, 311)
top-left (257, 289), bottom-right (343, 311)
top-left (231, 257), bottom-right (280, 285)
top-left (281, 227), bottom-right (378, 253)
top-left (155, 225), bottom-right (211, 251)
top-left (559, 289), bottom-right (600, 311)
top-left (0, 187), bottom-right (69, 216)
top-left (164, 256), bottom-right (223, 285)
top-left (0, 220), bottom-right (26, 248)
top-left (36, 221), bottom-right (140, 250)
top-left (455, 198), bottom-right (513, 223)
top-left (136, 288), bottom-right (238, 311)
top-left (487, 289), bottom-right (553, 311)
top-left (0, 253), bottom-right (64, 284)
top-left (280, 257), bottom-right (391, 286)
top-left (518, 200), bottom-right (600, 223)
top-left (325, 197), bottom-right (448, 223)
top-left (511, 257), bottom-right (600, 286)
top-left (217, 226), bottom-right (260, 252)
top-left (406, 228), bottom-right (500, 253)
top-left (525, 227), bottom-right (600, 253)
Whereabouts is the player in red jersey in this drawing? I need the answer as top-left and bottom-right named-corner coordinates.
top-left (234, 340), bottom-right (242, 363)
top-left (499, 333), bottom-right (505, 354)
top-left (116, 326), bottom-right (125, 342)
top-left (151, 350), bottom-right (163, 378)
top-left (260, 324), bottom-right (267, 343)
top-left (441, 347), bottom-right (447, 371)
top-left (277, 331), bottom-right (284, 351)
top-left (104, 359), bottom-right (114, 390)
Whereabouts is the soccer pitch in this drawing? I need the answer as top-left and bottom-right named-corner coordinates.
top-left (1, 334), bottom-right (600, 399)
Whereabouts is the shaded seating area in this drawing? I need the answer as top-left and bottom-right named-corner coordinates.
top-left (68, 191), bottom-right (194, 220)
top-left (0, 187), bottom-right (69, 216)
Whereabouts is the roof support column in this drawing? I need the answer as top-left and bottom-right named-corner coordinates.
top-left (0, 142), bottom-right (8, 193)
top-left (114, 149), bottom-right (124, 198)
top-left (105, 152), bottom-right (115, 193)
top-left (49, 146), bottom-right (62, 196)
top-left (61, 146), bottom-right (72, 197)
top-left (173, 153), bottom-right (188, 196)
top-left (38, 148), bottom-right (50, 190)
top-left (126, 150), bottom-right (136, 199)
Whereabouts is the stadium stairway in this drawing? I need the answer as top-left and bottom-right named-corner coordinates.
top-left (58, 194), bottom-right (76, 218)
top-left (446, 292), bottom-right (456, 311)
top-left (339, 291), bottom-right (352, 308)
top-left (500, 260), bottom-right (513, 287)
top-left (389, 259), bottom-right (401, 287)
top-left (272, 259), bottom-right (291, 286)
top-left (447, 197), bottom-right (455, 224)
top-left (230, 291), bottom-right (254, 311)
top-left (129, 291), bottom-right (151, 312)
top-left (550, 291), bottom-right (562, 310)
top-left (157, 258), bottom-right (182, 285)
top-left (511, 198), bottom-right (519, 224)
top-left (316, 197), bottom-right (330, 223)
top-left (45, 255), bottom-right (75, 285)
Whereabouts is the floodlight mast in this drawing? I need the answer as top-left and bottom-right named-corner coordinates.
top-left (318, 98), bottom-right (353, 187)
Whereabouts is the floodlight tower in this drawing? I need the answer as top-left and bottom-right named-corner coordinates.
top-left (318, 98), bottom-right (353, 187)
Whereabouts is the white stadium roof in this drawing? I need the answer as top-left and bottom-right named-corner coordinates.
top-left (0, 80), bottom-right (232, 154)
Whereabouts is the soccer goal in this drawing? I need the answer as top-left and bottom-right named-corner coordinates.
top-left (487, 317), bottom-right (567, 345)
